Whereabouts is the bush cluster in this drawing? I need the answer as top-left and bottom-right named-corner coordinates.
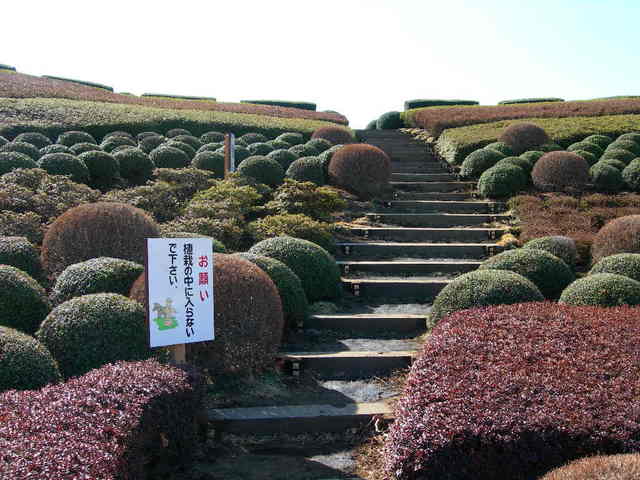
top-left (559, 273), bottom-right (640, 307)
top-left (237, 155), bottom-right (285, 187)
top-left (1, 141), bottom-right (42, 161)
top-left (249, 213), bottom-right (335, 253)
top-left (590, 253), bottom-right (640, 282)
top-left (478, 163), bottom-right (528, 199)
top-left (531, 151), bottom-right (590, 191)
top-left (0, 236), bottom-right (43, 279)
top-left (522, 235), bottom-right (577, 267)
top-left (0, 265), bottom-right (51, 334)
top-left (311, 126), bottom-right (354, 145)
top-left (328, 144), bottom-right (391, 198)
top-left (498, 122), bottom-right (550, 154)
top-left (114, 147), bottom-right (155, 186)
top-left (376, 111), bottom-right (403, 130)
top-left (591, 214), bottom-right (640, 263)
top-left (286, 157), bottom-right (326, 185)
top-left (266, 179), bottom-right (346, 221)
top-left (459, 148), bottom-right (504, 179)
top-left (268, 149), bottom-right (299, 170)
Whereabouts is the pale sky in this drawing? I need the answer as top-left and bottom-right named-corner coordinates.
top-left (4, 0), bottom-right (639, 128)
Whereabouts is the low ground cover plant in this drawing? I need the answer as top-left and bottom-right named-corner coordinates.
top-left (540, 453), bottom-right (640, 480)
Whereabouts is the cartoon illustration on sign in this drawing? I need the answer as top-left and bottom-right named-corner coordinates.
top-left (152, 298), bottom-right (178, 331)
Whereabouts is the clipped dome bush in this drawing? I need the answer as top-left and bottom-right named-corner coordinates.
top-left (484, 141), bottom-right (515, 156)
top-left (267, 149), bottom-right (299, 170)
top-left (328, 143), bottom-right (391, 198)
top-left (0, 236), bottom-right (43, 279)
top-left (600, 148), bottom-right (636, 165)
top-left (57, 131), bottom-right (96, 147)
top-left (0, 136), bottom-right (7, 147)
top-left (289, 143), bottom-right (319, 158)
top-left (166, 140), bottom-right (196, 160)
top-left (366, 119), bottom-right (378, 130)
top-left (559, 273), bottom-right (640, 307)
top-left (622, 158), bottom-right (640, 192)
top-left (41, 202), bottom-right (160, 276)
top-left (479, 248), bottom-right (574, 299)
top-left (38, 153), bottom-right (90, 184)
top-left (200, 131), bottom-right (225, 143)
top-left (494, 156), bottom-right (533, 175)
top-left (584, 134), bottom-right (613, 149)
top-left (0, 326), bottom-right (61, 392)
top-left (531, 151), bottom-right (590, 191)
top-left (1, 141), bottom-right (41, 161)
top-left (592, 215), bottom-right (640, 263)
top-left (40, 144), bottom-right (71, 155)
top-left (277, 132), bottom-right (304, 145)
top-left (0, 151), bottom-right (38, 174)
top-left (14, 132), bottom-right (52, 149)
top-left (617, 132), bottom-right (640, 144)
top-left (306, 138), bottom-right (332, 153)
top-left (103, 131), bottom-right (134, 141)
top-left (51, 257), bottom-right (144, 305)
top-left (113, 147), bottom-right (154, 185)
top-left (598, 158), bottom-right (627, 171)
top-left (376, 111), bottom-right (403, 130)
top-left (430, 269), bottom-right (544, 324)
top-left (572, 149), bottom-right (598, 166)
top-left (266, 139), bottom-right (291, 150)
top-left (537, 142), bottom-right (564, 152)
top-left (311, 126), bottom-right (353, 145)
top-left (69, 142), bottom-right (101, 155)
top-left (191, 151), bottom-right (225, 178)
top-left (236, 253), bottom-right (308, 330)
top-left (567, 141), bottom-right (603, 157)
top-left (0, 265), bottom-right (50, 334)
top-left (249, 236), bottom-right (341, 301)
top-left (230, 145), bottom-right (251, 163)
top-left (36, 293), bottom-right (151, 378)
top-left (247, 142), bottom-right (274, 156)
top-left (240, 133), bottom-right (268, 145)
top-left (519, 150), bottom-right (544, 167)
top-left (523, 235), bottom-right (578, 267)
top-left (78, 150), bottom-right (120, 190)
top-left (171, 134), bottom-right (202, 151)
top-left (249, 213), bottom-right (335, 253)
top-left (459, 148), bottom-right (505, 179)
top-left (197, 142), bottom-right (224, 153)
top-left (100, 136), bottom-right (136, 153)
top-left (478, 164), bottom-right (528, 199)
top-left (590, 253), bottom-right (640, 282)
top-left (590, 162), bottom-right (623, 193)
top-left (498, 122), bottom-right (550, 154)
top-left (136, 131), bottom-right (161, 141)
top-left (149, 145), bottom-right (190, 168)
top-left (165, 128), bottom-right (192, 138)
top-left (237, 155), bottom-right (285, 187)
top-left (607, 139), bottom-right (640, 156)
top-left (138, 134), bottom-right (166, 154)
top-left (286, 157), bottom-right (326, 185)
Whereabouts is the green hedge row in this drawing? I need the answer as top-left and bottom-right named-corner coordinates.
top-left (0, 64), bottom-right (16, 72)
top-left (241, 100), bottom-right (317, 111)
top-left (41, 75), bottom-right (113, 92)
top-left (403, 99), bottom-right (479, 110)
top-left (141, 93), bottom-right (216, 101)
top-left (498, 98), bottom-right (564, 105)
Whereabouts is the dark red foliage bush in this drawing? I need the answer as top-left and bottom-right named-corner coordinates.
top-left (328, 143), bottom-right (391, 199)
top-left (591, 214), bottom-right (640, 264)
top-left (532, 151), bottom-right (590, 191)
top-left (384, 302), bottom-right (640, 480)
top-left (0, 359), bottom-right (205, 480)
top-left (311, 126), bottom-right (354, 145)
top-left (498, 122), bottom-right (550, 154)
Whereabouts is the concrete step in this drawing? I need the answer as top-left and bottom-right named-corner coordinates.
top-left (391, 191), bottom-right (477, 201)
top-left (342, 277), bottom-right (449, 299)
top-left (209, 401), bottom-right (393, 435)
top-left (391, 162), bottom-right (449, 173)
top-left (304, 313), bottom-right (427, 333)
top-left (364, 212), bottom-right (510, 228)
top-left (374, 200), bottom-right (504, 214)
top-left (279, 350), bottom-right (415, 379)
top-left (337, 259), bottom-right (481, 276)
top-left (391, 181), bottom-right (476, 192)
top-left (336, 242), bottom-right (503, 260)
top-left (346, 226), bottom-right (505, 242)
top-left (391, 173), bottom-right (457, 182)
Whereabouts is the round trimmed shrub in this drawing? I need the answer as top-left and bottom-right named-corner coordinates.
top-left (522, 235), bottom-right (578, 268)
top-left (0, 326), bottom-right (61, 391)
top-left (268, 149), bottom-right (299, 170)
top-left (537, 142), bottom-right (564, 152)
top-left (540, 454), bottom-right (640, 480)
top-left (430, 269), bottom-right (544, 324)
top-left (100, 136), bottom-right (136, 153)
top-left (191, 151), bottom-right (225, 178)
top-left (166, 140), bottom-right (196, 160)
top-left (240, 133), bottom-right (268, 145)
top-left (36, 293), bottom-right (151, 378)
top-left (51, 257), bottom-right (144, 305)
top-left (318, 144), bottom-right (344, 175)
top-left (197, 142), bottom-right (224, 153)
top-left (136, 131), bottom-right (161, 141)
top-left (103, 131), bottom-right (134, 141)
top-left (38, 153), bottom-right (90, 184)
top-left (584, 134), bottom-right (613, 149)
top-left (478, 164), bottom-right (528, 199)
top-left (0, 265), bottom-right (50, 334)
top-left (328, 144), bottom-right (391, 198)
top-left (286, 157), bottom-right (326, 186)
top-left (138, 134), bottom-right (166, 154)
top-left (531, 151), bottom-right (590, 191)
top-left (78, 150), bottom-right (120, 189)
top-left (590, 253), bottom-right (640, 282)
top-left (567, 141), bottom-right (603, 157)
top-left (249, 213), bottom-right (335, 253)
top-left (171, 134), bottom-right (202, 151)
top-left (69, 142), bottom-right (101, 155)
top-left (484, 141), bottom-right (515, 156)
top-left (166, 128), bottom-right (192, 138)
top-left (40, 144), bottom-right (70, 155)
top-left (0, 236), bottom-right (43, 279)
top-left (248, 236), bottom-right (341, 301)
top-left (235, 137), bottom-right (248, 146)
top-left (622, 158), bottom-right (640, 191)
top-left (41, 202), bottom-right (160, 276)
top-left (113, 147), bottom-right (154, 185)
top-left (1, 141), bottom-right (41, 161)
top-left (200, 131), bottom-right (225, 143)
top-left (592, 215), bottom-right (640, 263)
top-left (231, 145), bottom-right (251, 163)
top-left (149, 146), bottom-right (190, 168)
top-left (236, 253), bottom-right (308, 330)
top-left (478, 248), bottom-right (574, 299)
top-left (14, 132), bottom-right (51, 149)
top-left (366, 120), bottom-right (378, 130)
top-left (494, 156), bottom-right (533, 175)
top-left (266, 139), bottom-right (291, 150)
top-left (237, 155), bottom-right (285, 187)
top-left (57, 131), bottom-right (96, 147)
top-left (559, 273), bottom-right (640, 307)
top-left (499, 122), bottom-right (550, 154)
top-left (376, 111), bottom-right (403, 130)
top-left (289, 143), bottom-right (319, 158)
top-left (277, 132), bottom-right (304, 145)
top-left (598, 158), bottom-right (627, 171)
top-left (459, 148), bottom-right (505, 179)
top-left (311, 126), bottom-right (354, 145)
top-left (607, 139), bottom-right (640, 156)
top-left (590, 163), bottom-right (623, 193)
top-left (0, 136), bottom-right (7, 147)
top-left (617, 132), bottom-right (640, 144)
top-left (0, 151), bottom-right (38, 174)
top-left (600, 148), bottom-right (637, 165)
top-left (247, 142), bottom-right (274, 156)
top-left (519, 150), bottom-right (544, 166)
top-left (306, 138), bottom-right (332, 153)
top-left (572, 149), bottom-right (598, 166)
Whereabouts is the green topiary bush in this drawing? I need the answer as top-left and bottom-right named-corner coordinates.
top-left (191, 151), bottom-right (225, 178)
top-left (150, 146), bottom-right (190, 169)
top-left (567, 141), bottom-right (603, 157)
top-left (289, 143), bottom-right (320, 158)
top-left (78, 150), bottom-right (120, 190)
top-left (14, 132), bottom-right (52, 149)
top-left (166, 140), bottom-right (196, 160)
top-left (247, 142), bottom-right (274, 156)
top-left (0, 136), bottom-right (7, 147)
top-left (537, 142), bottom-right (564, 152)
top-left (607, 139), bottom-right (640, 156)
top-left (266, 139), bottom-right (291, 150)
top-left (113, 147), bottom-right (155, 185)
top-left (240, 133), bottom-right (268, 145)
top-left (429, 269), bottom-right (544, 324)
top-left (69, 142), bottom-right (101, 155)
top-left (583, 134), bottom-right (613, 149)
top-left (306, 138), bottom-right (332, 153)
top-left (600, 148), bottom-right (637, 165)
top-left (459, 148), bottom-right (505, 179)
top-left (404, 99), bottom-right (479, 109)
top-left (0, 236), bottom-right (43, 280)
top-left (559, 273), bottom-right (640, 307)
top-left (0, 326), bottom-right (61, 392)
top-left (590, 253), bottom-right (640, 282)
top-left (0, 265), bottom-right (50, 334)
top-left (523, 235), bottom-right (578, 268)
top-left (237, 155), bottom-right (285, 187)
top-left (267, 149), bottom-right (299, 171)
top-left (499, 122), bottom-right (550, 154)
top-left (598, 158), bottom-right (627, 171)
top-left (51, 257), bottom-right (144, 305)
top-left (267, 179), bottom-right (346, 221)
top-left (38, 153), bottom-right (90, 184)
top-left (0, 151), bottom-right (38, 174)
top-left (248, 236), bottom-right (341, 301)
top-left (376, 111), bottom-right (403, 130)
top-left (136, 131), bottom-right (161, 141)
top-left (495, 156), bottom-right (534, 175)
top-left (484, 142), bottom-right (515, 156)
top-left (311, 126), bottom-right (354, 145)
top-left (617, 132), bottom-right (640, 144)
top-left (572, 149), bottom-right (597, 166)
top-left (57, 131), bottom-right (96, 147)
top-left (286, 157), bottom-right (326, 185)
top-left (519, 150), bottom-right (544, 167)
top-left (1, 141), bottom-right (41, 161)
top-left (40, 144), bottom-right (71, 155)
top-left (591, 215), bottom-right (640, 264)
top-left (100, 136), bottom-right (136, 153)
top-left (478, 248), bottom-right (574, 299)
top-left (138, 135), bottom-right (166, 154)
top-left (103, 131), bottom-right (134, 141)
top-left (276, 132), bottom-right (304, 146)
top-left (200, 131), bottom-right (225, 143)
top-left (590, 163), bottom-right (624, 193)
top-left (328, 144), bottom-right (391, 198)
top-left (622, 159), bottom-right (640, 192)
top-left (249, 214), bottom-right (335, 253)
top-left (171, 135), bottom-right (202, 151)
top-left (236, 253), bottom-right (308, 330)
top-left (478, 164), bottom-right (528, 199)
top-left (36, 293), bottom-right (151, 378)
top-left (197, 142), bottom-right (224, 153)
top-left (366, 120), bottom-right (378, 130)
top-left (165, 128), bottom-right (192, 138)
top-left (531, 151), bottom-right (590, 192)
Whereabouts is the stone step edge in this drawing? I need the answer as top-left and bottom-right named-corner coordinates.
top-left (336, 260), bottom-right (482, 265)
top-left (336, 241), bottom-right (502, 247)
top-left (280, 350), bottom-right (417, 359)
top-left (342, 277), bottom-right (451, 285)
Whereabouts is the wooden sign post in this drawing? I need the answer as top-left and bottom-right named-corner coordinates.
top-left (224, 133), bottom-right (236, 178)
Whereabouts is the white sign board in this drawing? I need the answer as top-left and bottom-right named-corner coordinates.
top-left (146, 238), bottom-right (215, 348)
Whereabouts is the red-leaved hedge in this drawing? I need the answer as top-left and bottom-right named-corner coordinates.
top-left (384, 302), bottom-right (640, 480)
top-left (0, 359), bottom-right (205, 480)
